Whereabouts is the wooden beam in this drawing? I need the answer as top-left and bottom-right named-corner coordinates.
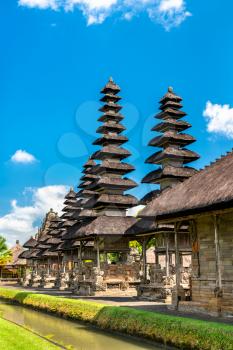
top-left (174, 222), bottom-right (181, 309)
top-left (142, 238), bottom-right (147, 283)
top-left (165, 234), bottom-right (169, 278)
top-left (213, 215), bottom-right (222, 294)
top-left (96, 238), bottom-right (100, 269)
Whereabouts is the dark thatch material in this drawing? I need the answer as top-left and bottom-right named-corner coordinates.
top-left (99, 102), bottom-right (122, 112)
top-left (139, 190), bottom-right (161, 205)
top-left (159, 88), bottom-right (182, 103)
top-left (68, 216), bottom-right (138, 239)
top-left (96, 121), bottom-right (125, 134)
top-left (140, 150), bottom-right (233, 219)
top-left (160, 100), bottom-right (183, 110)
top-left (18, 250), bottom-right (32, 259)
top-left (153, 118), bottom-right (191, 133)
top-left (84, 194), bottom-right (138, 208)
top-left (41, 249), bottom-right (59, 257)
top-left (83, 159), bottom-right (96, 168)
top-left (27, 249), bottom-right (41, 259)
top-left (142, 166), bottom-right (197, 184)
top-left (145, 147), bottom-right (200, 164)
top-left (101, 78), bottom-right (120, 94)
top-left (126, 218), bottom-right (188, 236)
top-left (98, 113), bottom-right (124, 122)
top-left (100, 93), bottom-right (121, 102)
top-left (149, 131), bottom-right (196, 148)
top-left (89, 161), bottom-right (134, 175)
top-left (87, 177), bottom-right (137, 190)
top-left (156, 108), bottom-right (186, 120)
top-left (92, 145), bottom-right (131, 160)
top-left (93, 134), bottom-right (128, 146)
top-left (45, 237), bottom-right (62, 245)
top-left (23, 236), bottom-right (38, 248)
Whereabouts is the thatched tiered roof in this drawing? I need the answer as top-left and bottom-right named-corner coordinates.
top-left (140, 150), bottom-right (233, 220)
top-left (8, 240), bottom-right (26, 266)
top-left (142, 87), bottom-right (199, 191)
top-left (21, 209), bottom-right (60, 260)
top-left (66, 78), bottom-right (138, 241)
top-left (23, 236), bottom-right (37, 249)
top-left (84, 78), bottom-right (138, 212)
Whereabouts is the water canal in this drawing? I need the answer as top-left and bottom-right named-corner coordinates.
top-left (0, 301), bottom-right (162, 350)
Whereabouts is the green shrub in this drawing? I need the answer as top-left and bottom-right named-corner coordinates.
top-left (0, 287), bottom-right (233, 350)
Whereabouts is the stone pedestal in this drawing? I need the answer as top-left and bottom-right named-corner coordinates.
top-left (22, 272), bottom-right (32, 287)
top-left (137, 264), bottom-right (176, 302)
top-left (76, 267), bottom-right (106, 296)
top-left (56, 272), bottom-right (70, 291)
top-left (41, 274), bottom-right (56, 289)
top-left (30, 272), bottom-right (42, 288)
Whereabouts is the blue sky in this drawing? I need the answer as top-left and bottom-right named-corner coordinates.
top-left (1, 0), bottom-right (233, 245)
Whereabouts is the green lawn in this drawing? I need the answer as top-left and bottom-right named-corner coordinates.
top-left (0, 317), bottom-right (60, 350)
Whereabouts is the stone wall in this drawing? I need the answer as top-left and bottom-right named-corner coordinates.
top-left (190, 211), bottom-right (233, 317)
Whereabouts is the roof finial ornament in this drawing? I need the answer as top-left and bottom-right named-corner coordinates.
top-left (70, 186), bottom-right (74, 191)
top-left (109, 76), bottom-right (114, 83)
top-left (168, 86), bottom-right (173, 93)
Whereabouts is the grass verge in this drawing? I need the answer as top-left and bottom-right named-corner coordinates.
top-left (0, 287), bottom-right (233, 350)
top-left (0, 317), bottom-right (60, 350)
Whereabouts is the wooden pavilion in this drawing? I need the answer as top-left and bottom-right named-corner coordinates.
top-left (0, 240), bottom-right (26, 281)
top-left (140, 150), bottom-right (233, 317)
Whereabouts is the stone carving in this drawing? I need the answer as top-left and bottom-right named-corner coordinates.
top-left (22, 271), bottom-right (32, 287)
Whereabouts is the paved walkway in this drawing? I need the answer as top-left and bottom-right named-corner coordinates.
top-left (1, 282), bottom-right (233, 325)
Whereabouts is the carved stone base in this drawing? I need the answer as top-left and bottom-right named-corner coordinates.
top-left (22, 273), bottom-right (32, 287)
top-left (43, 275), bottom-right (56, 289)
top-left (30, 274), bottom-right (42, 288)
top-left (137, 283), bottom-right (172, 302)
top-left (56, 272), bottom-right (70, 291)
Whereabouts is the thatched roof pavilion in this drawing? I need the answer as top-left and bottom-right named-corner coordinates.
top-left (140, 150), bottom-right (233, 221)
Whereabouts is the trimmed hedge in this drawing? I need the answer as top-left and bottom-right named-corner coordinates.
top-left (0, 287), bottom-right (233, 350)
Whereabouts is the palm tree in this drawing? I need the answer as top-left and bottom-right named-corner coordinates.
top-left (0, 236), bottom-right (12, 266)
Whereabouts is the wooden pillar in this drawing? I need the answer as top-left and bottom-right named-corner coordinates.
top-left (71, 250), bottom-right (74, 271)
top-left (62, 256), bottom-right (66, 273)
top-left (165, 234), bottom-right (169, 278)
top-left (79, 242), bottom-right (82, 264)
top-left (175, 223), bottom-right (181, 308)
top-left (47, 259), bottom-right (50, 274)
top-left (213, 215), bottom-right (222, 292)
top-left (142, 238), bottom-right (147, 283)
top-left (96, 238), bottom-right (100, 269)
top-left (57, 253), bottom-right (60, 271)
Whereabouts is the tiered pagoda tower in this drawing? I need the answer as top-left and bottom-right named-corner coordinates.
top-left (83, 78), bottom-right (138, 216)
top-left (33, 209), bottom-right (58, 259)
top-left (60, 188), bottom-right (80, 226)
top-left (142, 87), bottom-right (199, 195)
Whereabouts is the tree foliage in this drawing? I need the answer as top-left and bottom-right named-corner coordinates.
top-left (0, 236), bottom-right (12, 266)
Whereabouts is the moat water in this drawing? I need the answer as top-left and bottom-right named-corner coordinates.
top-left (0, 301), bottom-right (162, 350)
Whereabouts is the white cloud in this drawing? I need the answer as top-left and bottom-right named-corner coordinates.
top-left (18, 0), bottom-right (191, 29)
top-left (19, 0), bottom-right (58, 9)
top-left (203, 101), bottom-right (233, 139)
top-left (151, 0), bottom-right (191, 31)
top-left (11, 150), bottom-right (37, 164)
top-left (0, 185), bottom-right (68, 247)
